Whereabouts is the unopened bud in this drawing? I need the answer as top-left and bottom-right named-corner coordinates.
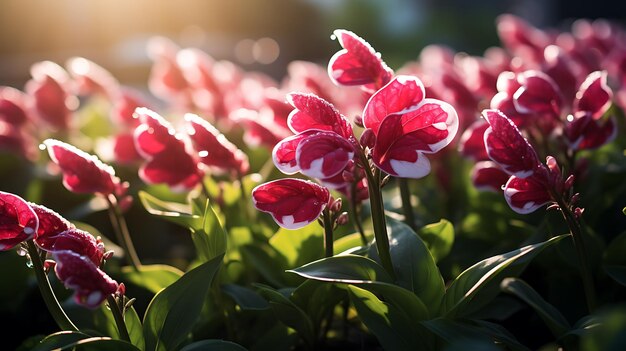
top-left (336, 212), bottom-right (349, 225)
top-left (359, 128), bottom-right (376, 149)
top-left (354, 115), bottom-right (364, 128)
top-left (564, 175), bottom-right (575, 192)
top-left (574, 207), bottom-right (584, 219)
top-left (116, 283), bottom-right (126, 297)
top-left (570, 193), bottom-right (580, 205)
top-left (103, 250), bottom-right (115, 261)
top-left (330, 198), bottom-right (343, 212)
top-left (44, 259), bottom-right (56, 273)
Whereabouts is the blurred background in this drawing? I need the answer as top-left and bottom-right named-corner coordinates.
top-left (1, 0), bottom-right (625, 88)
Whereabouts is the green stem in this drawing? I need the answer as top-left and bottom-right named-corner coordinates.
top-left (200, 181), bottom-right (213, 203)
top-left (106, 295), bottom-right (131, 342)
top-left (357, 150), bottom-right (395, 279)
top-left (349, 182), bottom-right (368, 246)
top-left (26, 240), bottom-right (78, 331)
top-left (554, 197), bottom-right (596, 313)
top-left (322, 208), bottom-right (334, 257)
top-left (398, 178), bottom-right (417, 232)
top-left (105, 195), bottom-right (141, 270)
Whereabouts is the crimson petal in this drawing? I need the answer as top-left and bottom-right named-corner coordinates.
top-left (287, 93), bottom-right (352, 138)
top-left (483, 109), bottom-right (541, 178)
top-left (574, 71), bottom-right (613, 119)
top-left (44, 139), bottom-right (119, 195)
top-left (513, 71), bottom-right (562, 116)
top-left (296, 131), bottom-right (354, 179)
top-left (471, 161), bottom-right (510, 192)
top-left (0, 191), bottom-right (38, 250)
top-left (328, 29), bottom-right (393, 90)
top-left (252, 179), bottom-right (330, 230)
top-left (503, 174), bottom-right (551, 214)
top-left (363, 75), bottom-right (426, 134)
top-left (31, 204), bottom-right (73, 250)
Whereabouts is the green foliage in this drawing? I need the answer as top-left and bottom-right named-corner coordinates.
top-left (417, 219), bottom-right (455, 262)
top-left (143, 254), bottom-right (224, 351)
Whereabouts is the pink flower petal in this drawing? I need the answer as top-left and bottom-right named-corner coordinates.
top-left (371, 99), bottom-right (458, 178)
top-left (44, 139), bottom-right (119, 195)
top-left (53, 250), bottom-right (118, 308)
top-left (252, 178), bottom-right (330, 229)
top-left (44, 228), bottom-right (105, 266)
top-left (296, 131), bottom-right (354, 179)
top-left (503, 174), bottom-right (551, 214)
top-left (66, 57), bottom-right (120, 100)
top-left (483, 109), bottom-right (541, 178)
top-left (186, 114), bottom-right (249, 176)
top-left (513, 70), bottom-right (562, 116)
top-left (565, 114), bottom-right (618, 150)
top-left (328, 29), bottom-right (393, 90)
top-left (31, 204), bottom-right (73, 250)
top-left (0, 191), bottom-right (38, 250)
top-left (0, 86), bottom-right (30, 126)
top-left (471, 161), bottom-right (510, 192)
top-left (363, 75), bottom-right (426, 134)
top-left (26, 61), bottom-right (73, 131)
top-left (574, 71), bottom-right (613, 119)
top-left (272, 132), bottom-right (313, 175)
top-left (113, 133), bottom-right (142, 164)
top-left (287, 93), bottom-right (353, 138)
top-left (459, 119), bottom-right (489, 161)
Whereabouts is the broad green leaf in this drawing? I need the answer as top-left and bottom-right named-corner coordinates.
top-left (240, 244), bottom-right (288, 287)
top-left (139, 191), bottom-right (201, 229)
top-left (31, 331), bottom-right (92, 351)
top-left (442, 235), bottom-right (566, 318)
top-left (371, 217), bottom-right (445, 316)
top-left (501, 278), bottom-right (570, 338)
top-left (347, 285), bottom-right (427, 351)
top-left (333, 232), bottom-right (368, 255)
top-left (180, 339), bottom-right (248, 351)
top-left (291, 280), bottom-right (347, 330)
top-left (255, 284), bottom-right (315, 347)
top-left (58, 337), bottom-right (141, 350)
top-left (288, 254), bottom-right (393, 283)
top-left (422, 319), bottom-right (530, 351)
top-left (222, 284), bottom-right (270, 310)
top-left (269, 223), bottom-right (323, 268)
top-left (143, 254), bottom-right (223, 351)
top-left (417, 219), bottom-right (454, 262)
top-left (191, 200), bottom-right (227, 262)
top-left (120, 264), bottom-right (183, 294)
top-left (604, 231), bottom-right (626, 286)
top-left (94, 304), bottom-right (145, 350)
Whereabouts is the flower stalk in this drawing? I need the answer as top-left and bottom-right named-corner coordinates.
top-left (26, 240), bottom-right (78, 331)
top-left (106, 294), bottom-right (131, 342)
top-left (398, 178), bottom-right (417, 232)
top-left (105, 195), bottom-right (141, 270)
top-left (322, 208), bottom-right (334, 257)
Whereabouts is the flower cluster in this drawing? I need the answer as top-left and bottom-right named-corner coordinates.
top-left (0, 191), bottom-right (118, 308)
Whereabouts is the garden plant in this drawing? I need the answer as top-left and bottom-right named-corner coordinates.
top-left (2, 14), bottom-right (626, 350)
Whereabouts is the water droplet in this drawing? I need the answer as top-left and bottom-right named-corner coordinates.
top-left (39, 143), bottom-right (47, 150)
top-left (26, 260), bottom-right (34, 269)
top-left (198, 151), bottom-right (209, 158)
top-left (566, 114), bottom-right (574, 122)
top-left (330, 34), bottom-right (337, 40)
top-left (16, 247), bottom-right (27, 257)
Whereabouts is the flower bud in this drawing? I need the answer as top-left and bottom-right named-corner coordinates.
top-left (330, 198), bottom-right (343, 213)
top-left (354, 115), bottom-right (364, 128)
top-left (570, 192), bottom-right (580, 205)
top-left (342, 169), bottom-right (355, 182)
top-left (336, 212), bottom-right (349, 226)
top-left (359, 128), bottom-right (376, 149)
top-left (574, 207), bottom-right (584, 219)
top-left (564, 174), bottom-right (575, 192)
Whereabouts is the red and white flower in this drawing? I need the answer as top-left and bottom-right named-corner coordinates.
top-left (43, 139), bottom-right (122, 196)
top-left (252, 178), bottom-right (330, 229)
top-left (362, 75), bottom-right (459, 178)
top-left (0, 192), bottom-right (38, 250)
top-left (133, 108), bottom-right (203, 191)
top-left (25, 61), bottom-right (74, 131)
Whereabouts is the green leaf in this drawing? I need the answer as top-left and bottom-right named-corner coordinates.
top-left (94, 304), bottom-right (145, 350)
top-left (254, 284), bottom-right (315, 346)
top-left (120, 264), bottom-right (183, 294)
top-left (374, 216), bottom-right (445, 316)
top-left (60, 337), bottom-right (141, 350)
top-left (180, 340), bottom-right (248, 351)
top-left (143, 254), bottom-right (223, 351)
top-left (347, 285), bottom-right (428, 351)
top-left (222, 284), bottom-right (270, 310)
top-left (501, 277), bottom-right (570, 338)
top-left (604, 231), bottom-right (626, 286)
top-left (31, 331), bottom-right (92, 351)
top-left (333, 232), bottom-right (368, 255)
top-left (422, 319), bottom-right (530, 351)
top-left (139, 191), bottom-right (201, 229)
top-left (417, 219), bottom-right (454, 262)
top-left (442, 235), bottom-right (567, 318)
top-left (240, 244), bottom-right (288, 287)
top-left (288, 254), bottom-right (393, 283)
top-left (269, 223), bottom-right (323, 268)
top-left (192, 200), bottom-right (227, 262)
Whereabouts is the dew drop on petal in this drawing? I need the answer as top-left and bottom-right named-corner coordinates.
top-left (330, 34), bottom-right (337, 40)
top-left (16, 247), bottom-right (27, 257)
top-left (198, 150), bottom-right (209, 157)
top-left (39, 143), bottom-right (47, 150)
top-left (567, 114), bottom-right (574, 122)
